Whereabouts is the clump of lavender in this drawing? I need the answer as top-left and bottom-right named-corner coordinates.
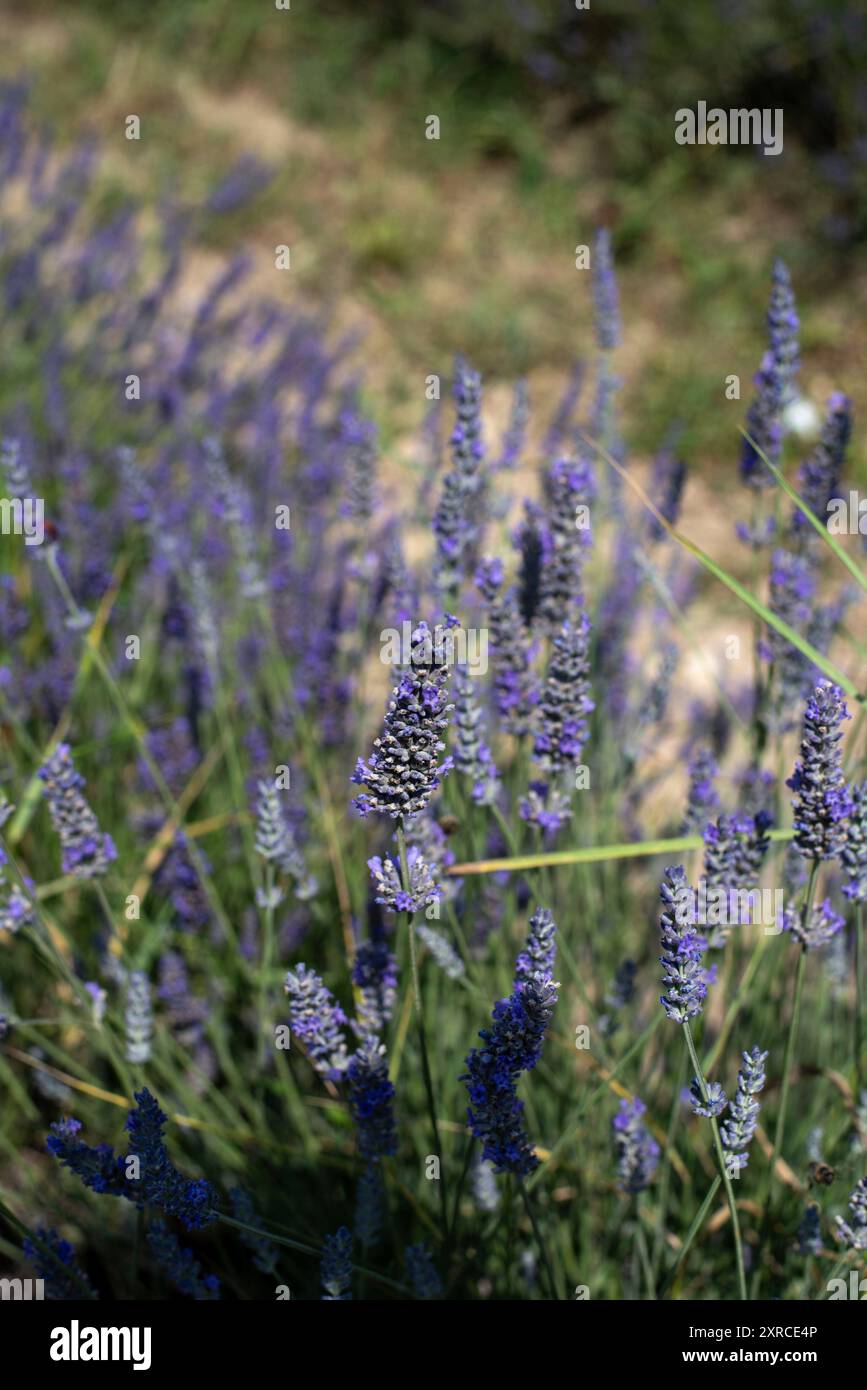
top-left (415, 924), bottom-right (465, 981)
top-left (659, 866), bottom-right (708, 1023)
top-left (793, 392), bottom-right (851, 540)
top-left (452, 665), bottom-right (500, 805)
top-left (462, 914), bottom-right (559, 1176)
top-left (741, 259), bottom-right (799, 486)
top-left (39, 743), bottom-right (116, 880)
top-left (124, 970), bottom-right (153, 1065)
top-left (405, 1242), bottom-right (443, 1299)
top-left (321, 1227), bottom-right (353, 1300)
top-left (787, 681), bottom-right (853, 861)
top-left (147, 1220), bottom-right (220, 1299)
top-left (352, 621), bottom-right (453, 822)
top-left (284, 964), bottom-right (350, 1081)
top-left (682, 747), bottom-right (720, 834)
top-left (833, 1176), bottom-right (867, 1251)
top-left (612, 1098), bottom-right (660, 1193)
top-left (781, 897), bottom-right (845, 951)
top-left (367, 848), bottom-right (441, 915)
top-left (720, 1046), bottom-right (768, 1174)
top-left (347, 1036), bottom-right (397, 1161)
top-left (351, 939), bottom-right (397, 1037)
top-left (23, 1228), bottom-right (98, 1300)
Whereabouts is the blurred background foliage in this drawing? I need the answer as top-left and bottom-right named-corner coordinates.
top-left (1, 0), bottom-right (866, 468)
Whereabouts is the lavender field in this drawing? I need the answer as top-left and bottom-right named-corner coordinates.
top-left (1, 4), bottom-right (867, 1316)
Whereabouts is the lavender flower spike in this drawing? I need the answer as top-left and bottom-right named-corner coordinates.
top-left (320, 1227), bottom-right (353, 1300)
top-left (659, 865), bottom-right (708, 1023)
top-left (841, 779), bottom-right (867, 901)
top-left (39, 743), bottom-right (116, 879)
top-left (720, 1046), bottom-right (768, 1174)
top-left (592, 227), bottom-right (620, 352)
top-left (515, 907), bottom-right (557, 984)
top-left (284, 964), bottom-right (350, 1080)
top-left (612, 1098), bottom-right (660, 1193)
top-left (462, 969), bottom-right (559, 1176)
top-left (834, 1176), bottom-right (867, 1251)
top-left (346, 1036), bottom-right (398, 1160)
top-left (786, 681), bottom-right (853, 861)
top-left (351, 621), bottom-right (453, 822)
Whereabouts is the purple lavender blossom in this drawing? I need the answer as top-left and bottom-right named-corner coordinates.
top-left (23, 1228), bottom-right (98, 1300)
top-left (689, 1078), bottom-right (728, 1118)
top-left (834, 1176), bottom-right (867, 1251)
top-left (841, 780), bottom-right (867, 900)
top-left (476, 558), bottom-right (537, 735)
top-left (351, 939), bottom-right (398, 1036)
top-left (787, 681), bottom-right (853, 861)
top-left (462, 969), bottom-right (559, 1176)
top-left (793, 392), bottom-right (852, 539)
top-left (284, 964), bottom-right (350, 1080)
top-left (720, 1046), bottom-right (767, 1174)
top-left (514, 907), bottom-right (557, 984)
top-left (612, 1098), bottom-right (660, 1193)
top-left (367, 847), bottom-right (441, 915)
top-left (346, 1036), bottom-right (397, 1160)
top-left (659, 865), bottom-right (708, 1023)
top-left (404, 1243), bottom-right (443, 1299)
top-left (781, 897), bottom-right (845, 951)
top-left (452, 664), bottom-right (500, 805)
top-left (682, 747), bottom-right (720, 834)
top-left (741, 260), bottom-right (799, 486)
top-left (592, 227), bottom-right (620, 351)
top-left (532, 617), bottom-right (593, 775)
top-left (39, 743), bottom-right (116, 879)
top-left (538, 456), bottom-right (595, 633)
top-left (351, 621), bottom-right (453, 822)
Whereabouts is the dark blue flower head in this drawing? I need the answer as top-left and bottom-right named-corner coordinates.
top-left (23, 1228), bottom-right (98, 1300)
top-left (787, 680), bottom-right (853, 861)
top-left (462, 971), bottom-right (558, 1176)
top-left (347, 1036), bottom-right (398, 1161)
top-left (351, 939), bottom-right (397, 1037)
top-left (147, 1219), bottom-right (220, 1299)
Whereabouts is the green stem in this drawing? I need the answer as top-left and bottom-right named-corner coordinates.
top-left (773, 862), bottom-right (818, 1165)
top-left (683, 1021), bottom-right (748, 1300)
top-left (658, 1174), bottom-right (722, 1298)
top-left (517, 1174), bottom-right (559, 1300)
top-left (396, 821), bottom-right (449, 1245)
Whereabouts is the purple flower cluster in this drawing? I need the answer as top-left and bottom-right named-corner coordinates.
top-left (787, 681), bottom-right (853, 861)
top-left (462, 911), bottom-right (559, 1176)
top-left (38, 743), bottom-right (116, 880)
top-left (612, 1098), bottom-right (660, 1193)
top-left (659, 866), bottom-right (708, 1024)
top-left (719, 1046), bottom-right (768, 1174)
top-left (352, 621), bottom-right (453, 822)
